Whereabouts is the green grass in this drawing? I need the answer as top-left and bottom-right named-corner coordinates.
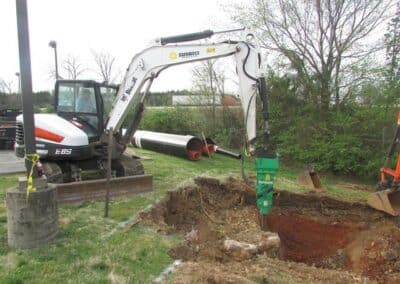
top-left (275, 172), bottom-right (371, 202)
top-left (0, 149), bottom-right (254, 283)
top-left (0, 148), bottom-right (374, 283)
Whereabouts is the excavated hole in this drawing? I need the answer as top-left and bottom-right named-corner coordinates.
top-left (141, 177), bottom-right (400, 282)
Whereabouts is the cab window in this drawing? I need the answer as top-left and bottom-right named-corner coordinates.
top-left (57, 82), bottom-right (99, 131)
top-left (57, 82), bottom-right (96, 114)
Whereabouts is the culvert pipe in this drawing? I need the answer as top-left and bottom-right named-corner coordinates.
top-left (132, 130), bottom-right (203, 161)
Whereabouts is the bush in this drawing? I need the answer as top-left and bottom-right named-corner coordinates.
top-left (268, 102), bottom-right (396, 180)
top-left (139, 107), bottom-right (195, 134)
top-left (138, 106), bottom-right (245, 149)
top-left (135, 75), bottom-right (398, 181)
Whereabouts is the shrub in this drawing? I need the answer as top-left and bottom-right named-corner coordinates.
top-left (138, 106), bottom-right (245, 149)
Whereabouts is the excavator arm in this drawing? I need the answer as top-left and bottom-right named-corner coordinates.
top-left (105, 29), bottom-right (279, 222)
top-left (106, 30), bottom-right (259, 149)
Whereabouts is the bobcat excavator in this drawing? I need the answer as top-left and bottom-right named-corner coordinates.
top-left (15, 28), bottom-right (278, 218)
top-left (367, 112), bottom-right (400, 216)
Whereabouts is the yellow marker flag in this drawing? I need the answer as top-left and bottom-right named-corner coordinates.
top-left (24, 153), bottom-right (40, 196)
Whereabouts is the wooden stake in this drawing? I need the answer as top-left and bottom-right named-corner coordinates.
top-left (104, 128), bottom-right (113, 217)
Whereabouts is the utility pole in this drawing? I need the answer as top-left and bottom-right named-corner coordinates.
top-left (16, 0), bottom-right (36, 174)
top-left (7, 0), bottom-right (58, 249)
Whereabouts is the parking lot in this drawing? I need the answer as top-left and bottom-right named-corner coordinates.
top-left (0, 150), bottom-right (24, 174)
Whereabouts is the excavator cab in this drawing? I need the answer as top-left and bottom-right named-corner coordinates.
top-left (55, 80), bottom-right (118, 139)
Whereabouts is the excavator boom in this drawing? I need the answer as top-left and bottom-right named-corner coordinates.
top-left (106, 30), bottom-right (260, 152)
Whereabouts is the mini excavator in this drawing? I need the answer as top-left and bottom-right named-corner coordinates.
top-left (15, 28), bottom-right (278, 221)
top-left (368, 112), bottom-right (400, 215)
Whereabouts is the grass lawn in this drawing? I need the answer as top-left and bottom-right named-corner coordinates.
top-left (0, 148), bottom-right (373, 283)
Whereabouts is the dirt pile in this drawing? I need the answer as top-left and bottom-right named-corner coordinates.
top-left (142, 177), bottom-right (259, 262)
top-left (141, 177), bottom-right (400, 283)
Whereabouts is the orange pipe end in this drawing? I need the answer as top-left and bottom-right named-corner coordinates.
top-left (187, 150), bottom-right (202, 161)
top-left (202, 144), bottom-right (216, 155)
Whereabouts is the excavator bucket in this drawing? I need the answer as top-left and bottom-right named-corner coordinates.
top-left (367, 189), bottom-right (400, 216)
top-left (297, 168), bottom-right (324, 191)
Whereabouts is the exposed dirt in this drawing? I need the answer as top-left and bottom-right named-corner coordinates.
top-left (141, 177), bottom-right (400, 283)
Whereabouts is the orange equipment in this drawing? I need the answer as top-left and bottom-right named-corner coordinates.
top-left (367, 112), bottom-right (400, 215)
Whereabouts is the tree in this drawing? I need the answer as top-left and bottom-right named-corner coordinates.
top-left (192, 60), bottom-right (227, 126)
top-left (0, 78), bottom-right (14, 94)
top-left (62, 54), bottom-right (85, 80)
top-left (385, 2), bottom-right (400, 83)
top-left (230, 0), bottom-right (393, 110)
top-left (192, 60), bottom-right (226, 98)
top-left (91, 50), bottom-right (116, 84)
top-left (382, 2), bottom-right (400, 108)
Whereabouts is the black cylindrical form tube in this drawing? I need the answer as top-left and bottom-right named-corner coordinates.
top-left (132, 131), bottom-right (203, 161)
top-left (215, 146), bottom-right (241, 159)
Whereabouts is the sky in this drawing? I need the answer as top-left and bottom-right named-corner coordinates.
top-left (0, 0), bottom-right (243, 93)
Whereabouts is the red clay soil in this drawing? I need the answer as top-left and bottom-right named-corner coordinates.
top-left (265, 212), bottom-right (359, 263)
top-left (141, 177), bottom-right (400, 283)
top-left (263, 190), bottom-right (400, 281)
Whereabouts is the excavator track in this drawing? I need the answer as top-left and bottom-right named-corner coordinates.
top-left (112, 154), bottom-right (144, 176)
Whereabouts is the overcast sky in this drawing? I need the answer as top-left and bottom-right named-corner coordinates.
top-left (0, 0), bottom-right (243, 92)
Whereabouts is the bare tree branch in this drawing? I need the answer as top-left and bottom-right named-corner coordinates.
top-left (0, 78), bottom-right (14, 94)
top-left (62, 54), bottom-right (86, 80)
top-left (229, 0), bottom-right (394, 109)
top-left (91, 50), bottom-right (116, 84)
top-left (192, 60), bottom-right (226, 96)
